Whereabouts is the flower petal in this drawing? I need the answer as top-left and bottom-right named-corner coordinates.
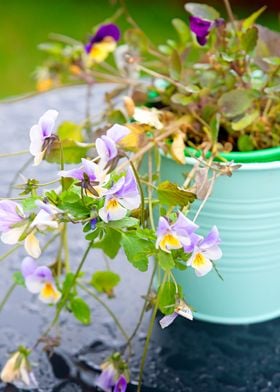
top-left (159, 312), bottom-right (178, 329)
top-left (24, 232), bottom-right (41, 259)
top-left (107, 124), bottom-right (130, 143)
top-left (39, 282), bottom-right (61, 304)
top-left (1, 226), bottom-right (25, 245)
top-left (21, 257), bottom-right (37, 278)
top-left (113, 375), bottom-right (127, 392)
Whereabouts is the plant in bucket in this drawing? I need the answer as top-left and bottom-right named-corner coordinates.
top-left (0, 0), bottom-right (279, 391)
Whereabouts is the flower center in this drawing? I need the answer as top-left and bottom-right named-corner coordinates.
top-left (106, 198), bottom-right (119, 210)
top-left (193, 252), bottom-right (206, 267)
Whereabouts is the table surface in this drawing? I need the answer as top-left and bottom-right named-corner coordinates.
top-left (0, 86), bottom-right (280, 392)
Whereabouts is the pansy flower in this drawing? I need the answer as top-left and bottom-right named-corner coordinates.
top-left (85, 23), bottom-right (121, 63)
top-left (1, 349), bottom-right (38, 390)
top-left (21, 257), bottom-right (61, 304)
top-left (99, 168), bottom-right (140, 223)
top-left (29, 110), bottom-right (58, 166)
top-left (59, 158), bottom-right (109, 197)
top-left (156, 212), bottom-right (199, 253)
top-left (96, 363), bottom-right (127, 392)
top-left (187, 226), bottom-right (222, 276)
top-left (96, 124), bottom-right (130, 168)
top-left (189, 16), bottom-right (224, 46)
top-left (159, 299), bottom-right (193, 329)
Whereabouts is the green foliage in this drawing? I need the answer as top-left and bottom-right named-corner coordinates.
top-left (242, 6), bottom-right (267, 30)
top-left (172, 18), bottom-right (191, 45)
top-left (157, 181), bottom-right (196, 207)
top-left (90, 271), bottom-right (120, 295)
top-left (241, 26), bottom-right (258, 53)
top-left (92, 227), bottom-right (122, 259)
top-left (13, 272), bottom-right (25, 287)
top-left (158, 281), bottom-right (177, 315)
top-left (237, 135), bottom-right (255, 152)
top-left (57, 121), bottom-right (83, 142)
top-left (46, 139), bottom-right (91, 164)
top-left (184, 3), bottom-right (220, 20)
top-left (218, 89), bottom-right (256, 118)
top-left (169, 49), bottom-right (182, 80)
top-left (158, 250), bottom-right (175, 271)
top-left (70, 297), bottom-right (91, 325)
top-left (121, 231), bottom-right (155, 272)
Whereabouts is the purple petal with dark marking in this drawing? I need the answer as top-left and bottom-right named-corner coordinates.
top-left (113, 375), bottom-right (127, 392)
top-left (189, 16), bottom-right (212, 46)
top-left (85, 23), bottom-right (121, 53)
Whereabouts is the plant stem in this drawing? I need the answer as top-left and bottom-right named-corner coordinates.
top-left (137, 271), bottom-right (167, 392)
top-left (34, 241), bottom-right (93, 348)
top-left (62, 223), bottom-right (70, 273)
top-left (7, 156), bottom-right (33, 197)
top-left (59, 141), bottom-right (66, 191)
top-left (0, 282), bottom-right (17, 312)
top-left (148, 150), bottom-right (155, 231)
top-left (223, 0), bottom-right (238, 34)
top-left (78, 283), bottom-right (131, 356)
top-left (126, 260), bottom-right (158, 347)
top-left (0, 244), bottom-right (21, 263)
top-left (0, 150), bottom-right (29, 159)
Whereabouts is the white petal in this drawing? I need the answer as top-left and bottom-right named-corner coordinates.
top-left (25, 276), bottom-right (43, 293)
top-left (98, 206), bottom-right (108, 223)
top-left (119, 195), bottom-right (141, 210)
top-left (1, 226), bottom-right (25, 244)
top-left (24, 233), bottom-right (41, 259)
top-left (29, 125), bottom-right (43, 156)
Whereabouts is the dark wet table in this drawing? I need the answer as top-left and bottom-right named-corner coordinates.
top-left (0, 86), bottom-right (280, 392)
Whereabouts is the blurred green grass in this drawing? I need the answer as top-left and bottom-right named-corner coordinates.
top-left (0, 0), bottom-right (279, 99)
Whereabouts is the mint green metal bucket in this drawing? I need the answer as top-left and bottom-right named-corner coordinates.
top-left (161, 147), bottom-right (280, 324)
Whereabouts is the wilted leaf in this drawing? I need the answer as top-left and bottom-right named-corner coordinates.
top-left (169, 49), bottom-right (182, 80)
top-left (46, 139), bottom-right (91, 164)
top-left (90, 271), bottom-right (120, 296)
top-left (119, 124), bottom-right (146, 151)
top-left (237, 135), bottom-right (254, 151)
top-left (184, 3), bottom-right (220, 20)
top-left (157, 181), bottom-right (196, 207)
top-left (170, 132), bottom-right (186, 164)
top-left (194, 167), bottom-right (212, 200)
top-left (231, 110), bottom-right (259, 130)
top-left (218, 89), bottom-right (255, 118)
top-left (241, 26), bottom-right (258, 53)
top-left (57, 121), bottom-right (83, 142)
top-left (243, 6), bottom-right (267, 30)
top-left (172, 18), bottom-right (191, 44)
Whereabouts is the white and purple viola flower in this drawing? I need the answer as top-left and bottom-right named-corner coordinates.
top-left (85, 23), bottom-right (121, 63)
top-left (59, 158), bottom-right (109, 197)
top-left (189, 16), bottom-right (224, 46)
top-left (160, 299), bottom-right (193, 329)
top-left (31, 200), bottom-right (61, 231)
top-left (96, 124), bottom-right (130, 168)
top-left (187, 225), bottom-right (222, 276)
top-left (21, 257), bottom-right (61, 304)
top-left (156, 212), bottom-right (199, 253)
top-left (96, 365), bottom-right (127, 392)
top-left (99, 168), bottom-right (140, 223)
top-left (29, 110), bottom-right (58, 166)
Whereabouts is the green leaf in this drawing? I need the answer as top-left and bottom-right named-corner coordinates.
top-left (124, 28), bottom-right (148, 51)
top-left (93, 228), bottom-right (121, 259)
top-left (237, 135), bottom-right (254, 152)
top-left (60, 191), bottom-right (80, 204)
top-left (70, 297), bottom-right (91, 325)
top-left (62, 273), bottom-right (75, 293)
top-left (209, 113), bottom-right (220, 143)
top-left (158, 281), bottom-right (176, 315)
top-left (263, 57), bottom-right (280, 66)
top-left (243, 6), bottom-right (267, 30)
top-left (184, 2), bottom-right (220, 20)
top-left (57, 121), bottom-right (83, 142)
top-left (231, 110), bottom-right (259, 130)
top-left (85, 228), bottom-right (100, 241)
top-left (241, 26), bottom-right (258, 53)
top-left (158, 250), bottom-right (175, 271)
top-left (169, 49), bottom-right (182, 80)
top-left (121, 232), bottom-right (154, 271)
top-left (171, 93), bottom-right (193, 106)
top-left (38, 42), bottom-right (64, 56)
top-left (90, 271), bottom-right (120, 295)
top-left (157, 181), bottom-right (196, 207)
top-left (107, 110), bottom-right (127, 124)
top-left (21, 196), bottom-right (40, 211)
top-left (107, 217), bottom-right (139, 229)
top-left (172, 18), bottom-right (191, 44)
top-left (13, 272), bottom-right (25, 286)
top-left (218, 89), bottom-right (255, 118)
top-left (136, 228), bottom-right (156, 241)
top-left (46, 139), bottom-right (91, 164)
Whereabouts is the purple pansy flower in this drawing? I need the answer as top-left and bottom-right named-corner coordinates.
top-left (96, 124), bottom-right (130, 168)
top-left (160, 299), bottom-right (193, 329)
top-left (156, 212), bottom-right (200, 253)
top-left (29, 110), bottom-right (58, 166)
top-left (189, 16), bottom-right (212, 46)
top-left (59, 158), bottom-right (109, 197)
top-left (21, 257), bottom-right (61, 304)
top-left (85, 24), bottom-right (121, 63)
top-left (187, 226), bottom-right (222, 276)
top-left (113, 375), bottom-right (127, 392)
top-left (99, 168), bottom-right (140, 223)
top-left (95, 365), bottom-right (116, 392)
